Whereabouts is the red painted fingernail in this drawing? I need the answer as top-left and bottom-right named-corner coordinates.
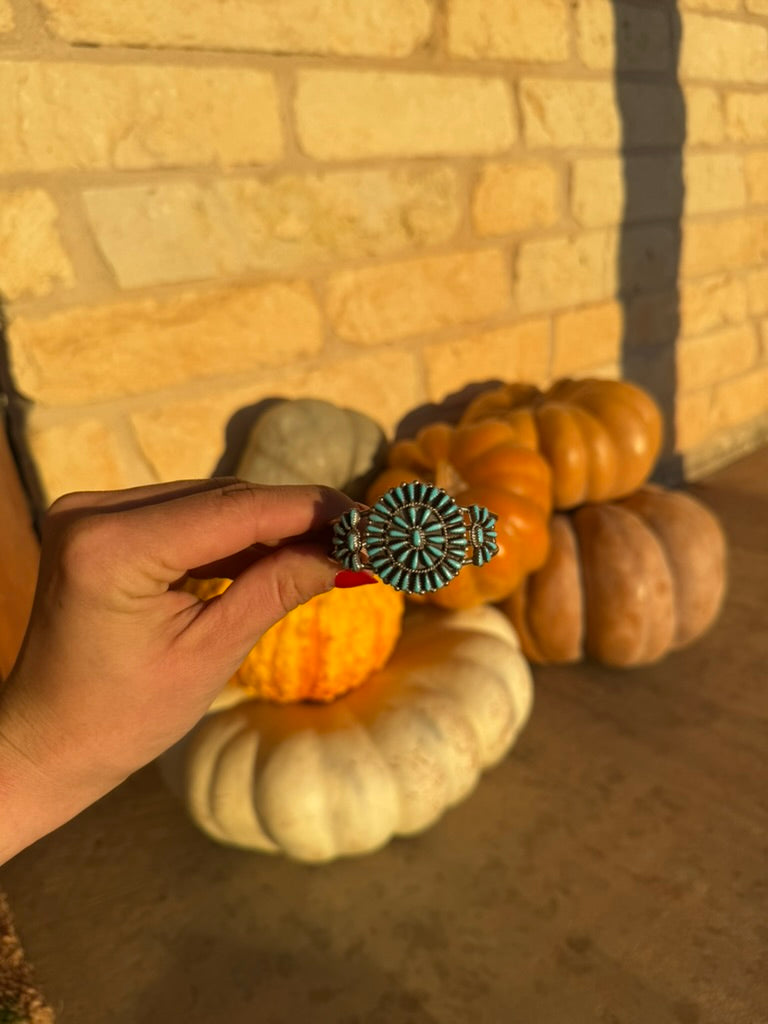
top-left (334, 570), bottom-right (378, 588)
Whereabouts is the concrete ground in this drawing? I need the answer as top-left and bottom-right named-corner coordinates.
top-left (2, 448), bottom-right (767, 1024)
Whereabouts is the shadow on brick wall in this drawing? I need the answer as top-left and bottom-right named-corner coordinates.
top-left (613, 0), bottom-right (686, 484)
top-left (0, 302), bottom-right (45, 528)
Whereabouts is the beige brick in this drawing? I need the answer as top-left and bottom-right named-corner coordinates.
top-left (516, 232), bottom-right (613, 312)
top-left (711, 366), bottom-right (768, 429)
top-left (521, 79), bottom-right (683, 148)
top-left (581, 362), bottom-right (621, 380)
top-left (746, 268), bottom-right (768, 315)
top-left (683, 0), bottom-right (739, 9)
top-left (0, 62), bottom-right (281, 173)
top-left (682, 214), bottom-right (768, 276)
top-left (0, 0), bottom-right (13, 32)
top-left (746, 0), bottom-right (768, 13)
top-left (552, 301), bottom-right (622, 376)
top-left (26, 416), bottom-right (155, 504)
top-left (745, 151), bottom-right (768, 205)
top-left (576, 0), bottom-right (671, 71)
top-left (726, 92), bottom-right (768, 142)
top-left (680, 275), bottom-right (748, 336)
top-left (84, 168), bottom-right (461, 289)
top-left (9, 283), bottom-right (322, 406)
top-left (571, 156), bottom-right (625, 229)
top-left (424, 319), bottom-right (551, 402)
top-left (295, 71), bottom-right (514, 160)
top-left (517, 233), bottom-right (608, 313)
top-left (677, 324), bottom-right (758, 391)
top-left (131, 349), bottom-right (423, 479)
top-left (447, 0), bottom-right (569, 61)
top-left (326, 250), bottom-right (511, 345)
top-left (472, 160), bottom-right (560, 236)
top-left (681, 15), bottom-right (768, 83)
top-left (37, 0), bottom-right (432, 56)
top-left (684, 87), bottom-right (725, 145)
top-left (522, 79), bottom-right (619, 147)
top-left (676, 390), bottom-right (713, 451)
top-left (0, 190), bottom-right (74, 300)
top-left (684, 152), bottom-right (746, 214)
top-left (571, 156), bottom-right (682, 227)
top-left (516, 226), bottom-right (676, 313)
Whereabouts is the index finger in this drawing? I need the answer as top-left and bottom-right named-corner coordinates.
top-left (108, 482), bottom-right (354, 583)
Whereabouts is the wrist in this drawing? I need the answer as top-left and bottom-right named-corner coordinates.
top-left (0, 670), bottom-right (123, 864)
top-left (0, 698), bottom-right (55, 863)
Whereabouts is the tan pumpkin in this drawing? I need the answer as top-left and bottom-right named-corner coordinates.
top-left (161, 607), bottom-right (533, 862)
top-left (504, 485), bottom-right (727, 667)
top-left (238, 397), bottom-right (387, 500)
top-left (461, 378), bottom-right (663, 509)
top-left (367, 420), bottom-right (552, 609)
top-left (188, 577), bottom-right (404, 704)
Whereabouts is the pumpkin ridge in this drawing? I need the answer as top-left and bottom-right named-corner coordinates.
top-left (503, 586), bottom-right (547, 664)
top-left (573, 406), bottom-right (619, 503)
top-left (258, 731), bottom-right (336, 859)
top-left (191, 713), bottom-right (249, 844)
top-left (211, 726), bottom-right (275, 848)
top-left (618, 488), bottom-right (726, 648)
top-left (630, 509), bottom-right (678, 662)
top-left (437, 647), bottom-right (529, 762)
top-left (561, 513), bottom-right (586, 662)
top-left (575, 504), bottom-right (676, 665)
top-left (472, 486), bottom-right (551, 529)
top-left (507, 513), bottom-right (584, 664)
top-left (400, 700), bottom-right (473, 808)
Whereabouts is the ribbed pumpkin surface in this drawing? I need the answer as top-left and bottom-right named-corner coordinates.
top-left (367, 420), bottom-right (552, 609)
top-left (503, 485), bottom-right (726, 667)
top-left (189, 578), bottom-right (404, 703)
top-left (461, 378), bottom-right (663, 509)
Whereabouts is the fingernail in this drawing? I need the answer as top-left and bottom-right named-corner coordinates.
top-left (334, 570), bottom-right (378, 588)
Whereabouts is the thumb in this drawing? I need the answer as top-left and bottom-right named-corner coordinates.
top-left (187, 542), bottom-right (340, 667)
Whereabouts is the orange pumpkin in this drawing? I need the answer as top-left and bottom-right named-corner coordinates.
top-left (504, 485), bottom-right (726, 667)
top-left (367, 420), bottom-right (552, 609)
top-left (189, 578), bottom-right (404, 703)
top-left (461, 378), bottom-right (663, 509)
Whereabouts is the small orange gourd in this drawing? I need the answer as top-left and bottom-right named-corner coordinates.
top-left (189, 577), bottom-right (404, 703)
top-left (461, 378), bottom-right (663, 509)
top-left (367, 420), bottom-right (552, 609)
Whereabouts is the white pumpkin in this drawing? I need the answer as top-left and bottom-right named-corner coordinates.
top-left (237, 397), bottom-right (387, 500)
top-left (162, 606), bottom-right (533, 863)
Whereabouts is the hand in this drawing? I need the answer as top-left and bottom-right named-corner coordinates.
top-left (0, 479), bottom-right (366, 862)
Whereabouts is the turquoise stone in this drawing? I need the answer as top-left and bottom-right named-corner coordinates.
top-left (332, 480), bottom-right (497, 595)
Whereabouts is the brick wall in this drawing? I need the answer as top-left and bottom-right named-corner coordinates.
top-left (1, 0), bottom-right (766, 502)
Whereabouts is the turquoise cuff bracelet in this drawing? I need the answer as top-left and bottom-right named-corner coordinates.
top-left (331, 481), bottom-right (499, 595)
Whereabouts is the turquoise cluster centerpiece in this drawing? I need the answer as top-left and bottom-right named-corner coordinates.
top-left (332, 481), bottom-right (498, 595)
